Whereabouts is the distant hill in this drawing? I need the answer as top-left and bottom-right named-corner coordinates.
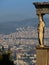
top-left (0, 18), bottom-right (49, 34)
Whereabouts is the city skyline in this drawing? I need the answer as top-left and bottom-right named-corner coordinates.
top-left (0, 0), bottom-right (49, 22)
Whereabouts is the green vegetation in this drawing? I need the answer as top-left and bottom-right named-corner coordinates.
top-left (0, 46), bottom-right (15, 65)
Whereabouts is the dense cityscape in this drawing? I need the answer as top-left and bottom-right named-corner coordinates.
top-left (0, 26), bottom-right (49, 65)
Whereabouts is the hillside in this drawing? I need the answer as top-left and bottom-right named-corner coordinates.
top-left (0, 18), bottom-right (49, 34)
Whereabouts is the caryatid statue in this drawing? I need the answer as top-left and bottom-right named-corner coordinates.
top-left (33, 2), bottom-right (49, 47)
top-left (37, 14), bottom-right (45, 47)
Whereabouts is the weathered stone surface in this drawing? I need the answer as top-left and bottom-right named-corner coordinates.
top-left (33, 2), bottom-right (49, 14)
top-left (36, 46), bottom-right (49, 65)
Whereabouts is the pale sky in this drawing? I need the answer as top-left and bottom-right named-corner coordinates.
top-left (0, 0), bottom-right (48, 22)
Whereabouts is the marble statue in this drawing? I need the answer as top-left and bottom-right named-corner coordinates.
top-left (37, 15), bottom-right (45, 47)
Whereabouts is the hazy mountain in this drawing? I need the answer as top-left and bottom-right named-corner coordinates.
top-left (0, 18), bottom-right (49, 34)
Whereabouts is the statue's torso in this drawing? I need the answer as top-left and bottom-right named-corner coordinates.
top-left (38, 21), bottom-right (45, 32)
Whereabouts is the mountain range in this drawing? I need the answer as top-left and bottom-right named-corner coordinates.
top-left (0, 18), bottom-right (49, 34)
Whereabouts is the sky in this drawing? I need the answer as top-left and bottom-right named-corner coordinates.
top-left (0, 0), bottom-right (48, 22)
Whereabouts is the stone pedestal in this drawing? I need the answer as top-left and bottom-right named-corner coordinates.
top-left (36, 46), bottom-right (49, 65)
